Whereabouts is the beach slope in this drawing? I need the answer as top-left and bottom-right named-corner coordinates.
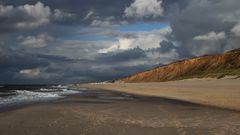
top-left (1, 87), bottom-right (240, 135)
top-left (80, 78), bottom-right (240, 111)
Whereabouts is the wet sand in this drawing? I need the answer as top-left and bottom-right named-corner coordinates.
top-left (80, 79), bottom-right (240, 111)
top-left (0, 89), bottom-right (240, 135)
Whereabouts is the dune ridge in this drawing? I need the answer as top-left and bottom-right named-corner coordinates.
top-left (119, 48), bottom-right (240, 83)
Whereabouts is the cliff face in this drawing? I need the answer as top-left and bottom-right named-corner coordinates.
top-left (119, 48), bottom-right (240, 83)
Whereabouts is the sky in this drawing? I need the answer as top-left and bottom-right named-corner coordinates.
top-left (0, 0), bottom-right (240, 84)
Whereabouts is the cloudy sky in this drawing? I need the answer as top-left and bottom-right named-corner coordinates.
top-left (0, 0), bottom-right (240, 84)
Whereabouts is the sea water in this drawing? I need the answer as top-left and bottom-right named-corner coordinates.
top-left (0, 85), bottom-right (81, 108)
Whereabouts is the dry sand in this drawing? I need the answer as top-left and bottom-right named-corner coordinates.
top-left (80, 78), bottom-right (240, 111)
top-left (1, 90), bottom-right (240, 135)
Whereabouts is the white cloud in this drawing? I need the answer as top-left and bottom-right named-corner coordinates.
top-left (98, 38), bottom-right (135, 53)
top-left (98, 26), bottom-right (172, 53)
top-left (218, 6), bottom-right (240, 36)
top-left (124, 0), bottom-right (164, 18)
top-left (90, 16), bottom-right (128, 27)
top-left (90, 16), bottom-right (115, 27)
top-left (18, 33), bottom-right (54, 48)
top-left (231, 23), bottom-right (240, 36)
top-left (193, 31), bottom-right (226, 41)
top-left (53, 9), bottom-right (74, 21)
top-left (91, 20), bottom-right (128, 28)
top-left (19, 68), bottom-right (41, 78)
top-left (83, 10), bottom-right (94, 20)
top-left (17, 68), bottom-right (58, 79)
top-left (15, 2), bottom-right (51, 29)
top-left (0, 2), bottom-right (73, 29)
top-left (48, 39), bottom-right (113, 59)
top-left (146, 48), bottom-right (179, 65)
top-left (0, 5), bottom-right (14, 15)
top-left (91, 20), bottom-right (112, 27)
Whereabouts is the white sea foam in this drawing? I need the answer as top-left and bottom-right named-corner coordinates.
top-left (0, 90), bottom-right (60, 106)
top-left (53, 85), bottom-right (68, 89)
top-left (0, 87), bottom-right (81, 107)
top-left (39, 88), bottom-right (59, 92)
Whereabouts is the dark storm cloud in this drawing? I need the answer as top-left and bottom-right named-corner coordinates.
top-left (0, 48), bottom-right (48, 69)
top-left (0, 54), bottom-right (74, 84)
top-left (1, 0), bottom-right (177, 84)
top-left (159, 40), bottom-right (176, 52)
top-left (0, 46), bottom-right (148, 84)
top-left (1, 0), bottom-right (240, 84)
top-left (1, 0), bottom-right (178, 28)
top-left (0, 44), bottom-right (174, 84)
top-left (167, 0), bottom-right (240, 56)
top-left (1, 0), bottom-right (132, 25)
top-left (0, 1), bottom-right (75, 33)
top-left (97, 47), bottom-right (146, 62)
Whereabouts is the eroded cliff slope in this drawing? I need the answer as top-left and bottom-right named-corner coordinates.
top-left (119, 48), bottom-right (240, 82)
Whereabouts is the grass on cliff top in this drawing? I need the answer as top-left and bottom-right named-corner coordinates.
top-left (177, 68), bottom-right (240, 80)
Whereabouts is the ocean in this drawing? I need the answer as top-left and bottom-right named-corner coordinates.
top-left (0, 85), bottom-right (81, 108)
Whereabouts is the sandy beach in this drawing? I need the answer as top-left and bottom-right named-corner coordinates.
top-left (80, 78), bottom-right (240, 111)
top-left (1, 89), bottom-right (240, 135)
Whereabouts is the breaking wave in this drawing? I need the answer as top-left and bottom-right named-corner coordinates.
top-left (0, 85), bottom-right (81, 107)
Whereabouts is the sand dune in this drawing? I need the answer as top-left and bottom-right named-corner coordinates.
top-left (119, 48), bottom-right (240, 83)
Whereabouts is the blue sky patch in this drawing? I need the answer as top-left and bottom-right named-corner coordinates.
top-left (119, 22), bottom-right (169, 32)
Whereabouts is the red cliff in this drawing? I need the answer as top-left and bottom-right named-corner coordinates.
top-left (119, 48), bottom-right (240, 82)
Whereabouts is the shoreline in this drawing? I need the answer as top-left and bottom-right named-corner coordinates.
top-left (79, 78), bottom-right (240, 111)
top-left (1, 85), bottom-right (240, 135)
top-left (0, 91), bottom-right (86, 113)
